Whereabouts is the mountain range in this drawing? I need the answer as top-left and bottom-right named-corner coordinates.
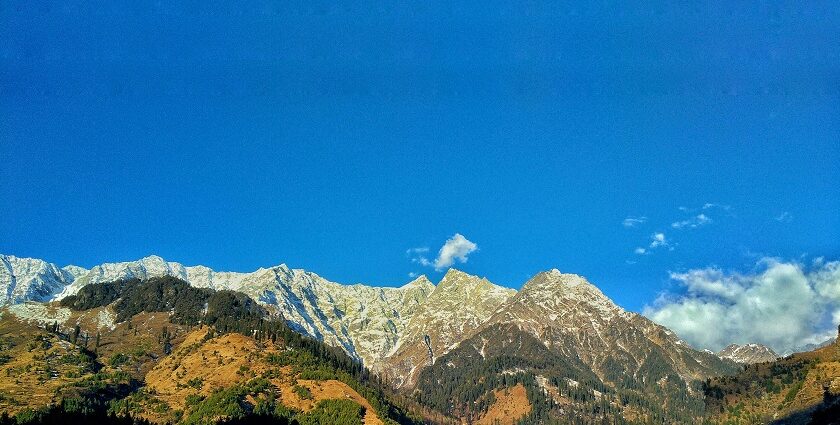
top-left (1, 253), bottom-right (789, 423)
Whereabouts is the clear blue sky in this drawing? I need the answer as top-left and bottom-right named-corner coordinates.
top-left (2, 2), bottom-right (838, 312)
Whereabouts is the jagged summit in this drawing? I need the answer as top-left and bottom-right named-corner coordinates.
top-left (401, 275), bottom-right (434, 289)
top-left (717, 343), bottom-right (779, 364)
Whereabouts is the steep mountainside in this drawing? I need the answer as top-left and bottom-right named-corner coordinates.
top-left (704, 330), bottom-right (840, 424)
top-left (0, 276), bottom-right (421, 425)
top-left (378, 269), bottom-right (515, 388)
top-left (413, 270), bottom-right (740, 423)
top-left (0, 255), bottom-right (80, 304)
top-left (717, 343), bottom-right (779, 364)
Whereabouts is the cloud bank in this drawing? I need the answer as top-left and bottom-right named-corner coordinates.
top-left (644, 258), bottom-right (840, 354)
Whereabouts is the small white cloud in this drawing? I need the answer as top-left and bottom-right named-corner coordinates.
top-left (634, 247), bottom-right (648, 255)
top-left (671, 213), bottom-right (712, 229)
top-left (703, 203), bottom-right (731, 211)
top-left (649, 232), bottom-right (669, 249)
top-left (408, 272), bottom-right (418, 278)
top-left (622, 216), bottom-right (647, 228)
top-left (775, 212), bottom-right (793, 223)
top-left (434, 233), bottom-right (478, 270)
top-left (408, 234), bottom-right (479, 272)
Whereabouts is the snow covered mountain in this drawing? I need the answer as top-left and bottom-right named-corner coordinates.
top-left (716, 343), bottom-right (779, 364)
top-left (0, 254), bottom-right (435, 365)
top-left (378, 268), bottom-right (516, 387)
top-left (0, 255), bottom-right (81, 305)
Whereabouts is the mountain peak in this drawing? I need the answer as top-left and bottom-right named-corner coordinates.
top-left (139, 254), bottom-right (168, 264)
top-left (524, 269), bottom-right (603, 294)
top-left (717, 343), bottom-right (779, 364)
top-left (402, 275), bottom-right (433, 289)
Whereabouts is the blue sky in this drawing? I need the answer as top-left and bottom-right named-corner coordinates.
top-left (2, 1), bottom-right (838, 314)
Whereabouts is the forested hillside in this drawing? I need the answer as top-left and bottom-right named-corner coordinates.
top-left (0, 276), bottom-right (420, 425)
top-left (703, 332), bottom-right (840, 424)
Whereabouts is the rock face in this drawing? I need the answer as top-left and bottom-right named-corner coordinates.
top-left (0, 255), bottom-right (79, 305)
top-left (716, 343), bottom-right (779, 364)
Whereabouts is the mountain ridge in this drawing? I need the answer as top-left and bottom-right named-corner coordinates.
top-left (0, 253), bottom-right (746, 390)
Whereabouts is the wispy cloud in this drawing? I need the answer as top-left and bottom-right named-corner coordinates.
top-left (406, 247), bottom-right (432, 267)
top-left (775, 211), bottom-right (793, 223)
top-left (407, 233), bottom-right (479, 272)
top-left (702, 203), bottom-right (731, 211)
top-left (622, 216), bottom-right (647, 228)
top-left (644, 258), bottom-right (840, 354)
top-left (671, 213), bottom-right (712, 229)
top-left (634, 247), bottom-right (648, 255)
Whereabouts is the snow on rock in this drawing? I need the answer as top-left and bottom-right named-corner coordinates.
top-left (716, 343), bottom-right (779, 364)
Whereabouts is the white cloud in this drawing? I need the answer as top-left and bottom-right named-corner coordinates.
top-left (671, 213), bottom-right (712, 229)
top-left (775, 211), bottom-right (793, 222)
top-left (408, 272), bottom-right (419, 278)
top-left (634, 247), bottom-right (647, 255)
top-left (649, 232), bottom-right (669, 249)
top-left (407, 234), bottom-right (479, 272)
top-left (644, 258), bottom-right (840, 354)
top-left (434, 233), bottom-right (478, 270)
top-left (623, 216), bottom-right (647, 228)
top-left (406, 247), bottom-right (433, 267)
top-left (703, 203), bottom-right (731, 211)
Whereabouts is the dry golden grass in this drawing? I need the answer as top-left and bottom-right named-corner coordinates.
top-left (475, 383), bottom-right (531, 425)
top-left (145, 328), bottom-right (382, 424)
top-left (0, 318), bottom-right (89, 415)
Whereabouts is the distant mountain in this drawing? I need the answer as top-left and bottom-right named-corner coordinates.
top-left (717, 343), bottom-right (779, 364)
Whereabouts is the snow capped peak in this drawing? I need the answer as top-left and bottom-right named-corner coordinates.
top-left (402, 275), bottom-right (434, 290)
top-left (440, 267), bottom-right (472, 280)
top-left (520, 269), bottom-right (611, 306)
top-left (717, 343), bottom-right (779, 364)
top-left (61, 265), bottom-right (89, 279)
